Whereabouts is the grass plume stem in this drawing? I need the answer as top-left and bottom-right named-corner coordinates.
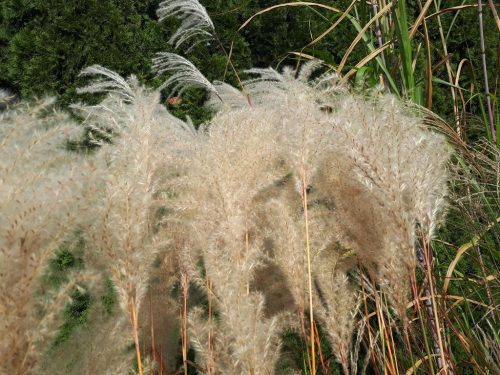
top-left (478, 0), bottom-right (497, 144)
top-left (301, 166), bottom-right (316, 375)
top-left (302, 164), bottom-right (316, 375)
top-left (130, 301), bottom-right (144, 375)
top-left (419, 233), bottom-right (451, 374)
top-left (181, 273), bottom-right (189, 375)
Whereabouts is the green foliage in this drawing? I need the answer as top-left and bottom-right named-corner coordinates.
top-left (46, 245), bottom-right (84, 287)
top-left (0, 0), bottom-right (170, 105)
top-left (1, 0), bottom-right (498, 128)
top-left (40, 238), bottom-right (89, 348)
top-left (1, 0), bottom-right (352, 122)
top-left (101, 278), bottom-right (117, 315)
top-left (424, 2), bottom-right (498, 123)
top-left (51, 288), bottom-right (91, 348)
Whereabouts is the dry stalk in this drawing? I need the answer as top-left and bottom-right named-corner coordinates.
top-left (434, 7), bottom-right (461, 136)
top-left (130, 301), bottom-right (144, 375)
top-left (478, 0), bottom-right (496, 144)
top-left (301, 165), bottom-right (316, 375)
top-left (181, 273), bottom-right (189, 375)
top-left (418, 232), bottom-right (453, 374)
top-left (371, 0), bottom-right (391, 92)
top-left (206, 278), bottom-right (215, 375)
top-left (371, 275), bottom-right (397, 375)
top-left (149, 290), bottom-right (155, 375)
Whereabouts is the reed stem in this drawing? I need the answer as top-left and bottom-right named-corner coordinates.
top-left (478, 0), bottom-right (496, 144)
top-left (301, 167), bottom-right (316, 375)
top-left (181, 273), bottom-right (189, 375)
top-left (130, 302), bottom-right (144, 375)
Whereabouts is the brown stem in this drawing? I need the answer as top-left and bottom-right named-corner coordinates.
top-left (207, 278), bottom-right (215, 375)
top-left (213, 33), bottom-right (252, 106)
top-left (418, 0), bottom-right (433, 109)
top-left (181, 273), bottom-right (189, 375)
top-left (487, 0), bottom-right (500, 32)
top-left (370, 275), bottom-right (397, 375)
top-left (435, 6), bottom-right (460, 137)
top-left (475, 244), bottom-right (496, 319)
top-left (298, 309), bottom-right (313, 372)
top-left (478, 0), bottom-right (496, 144)
top-left (418, 246), bottom-right (443, 372)
top-left (418, 233), bottom-right (455, 374)
top-left (130, 301), bottom-right (144, 375)
top-left (312, 321), bottom-right (329, 374)
top-left (159, 344), bottom-right (164, 375)
top-left (360, 271), bottom-right (379, 373)
top-left (301, 166), bottom-right (316, 375)
top-left (149, 290), bottom-right (155, 375)
top-left (371, 0), bottom-right (391, 93)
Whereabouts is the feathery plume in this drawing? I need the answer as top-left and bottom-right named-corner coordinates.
top-left (153, 52), bottom-right (218, 96)
top-left (169, 106), bottom-right (287, 373)
top-left (0, 99), bottom-right (93, 374)
top-left (205, 81), bottom-right (248, 110)
top-left (77, 67), bottom-right (196, 374)
top-left (197, 63), bottom-right (451, 360)
top-left (78, 65), bottom-right (136, 103)
top-left (157, 0), bottom-right (215, 50)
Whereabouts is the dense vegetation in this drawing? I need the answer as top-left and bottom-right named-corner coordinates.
top-left (2, 1), bottom-right (496, 122)
top-left (1, 0), bottom-right (339, 122)
top-left (0, 1), bottom-right (498, 374)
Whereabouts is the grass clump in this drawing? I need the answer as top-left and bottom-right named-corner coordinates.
top-left (2, 1), bottom-right (497, 374)
top-left (0, 61), bottom-right (452, 374)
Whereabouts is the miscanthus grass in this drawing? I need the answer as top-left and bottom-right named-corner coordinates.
top-left (0, 98), bottom-right (94, 375)
top-left (0, 60), bottom-right (452, 374)
top-left (1, 1), bottom-right (458, 373)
